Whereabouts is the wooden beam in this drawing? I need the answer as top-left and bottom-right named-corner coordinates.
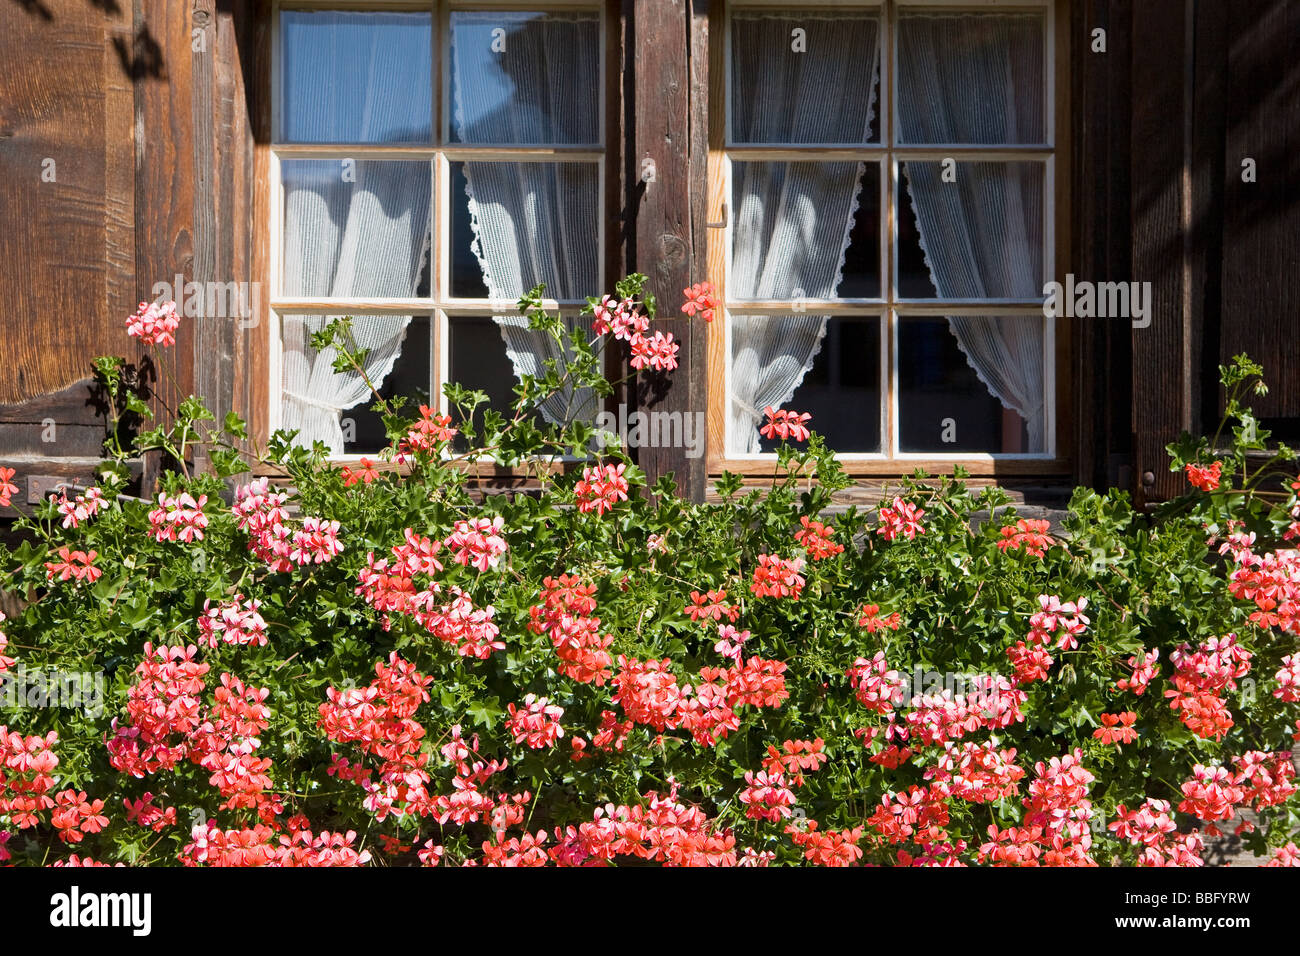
top-left (1129, 0), bottom-right (1189, 504)
top-left (1220, 0), bottom-right (1300, 419)
top-left (630, 0), bottom-right (708, 502)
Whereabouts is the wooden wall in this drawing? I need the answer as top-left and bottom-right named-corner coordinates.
top-left (0, 0), bottom-right (139, 469)
top-left (0, 0), bottom-right (267, 501)
top-left (1073, 0), bottom-right (1300, 504)
top-left (3, 0), bottom-right (1299, 507)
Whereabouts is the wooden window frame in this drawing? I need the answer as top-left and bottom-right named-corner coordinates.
top-left (256, 0), bottom-right (615, 463)
top-left (705, 0), bottom-right (1073, 478)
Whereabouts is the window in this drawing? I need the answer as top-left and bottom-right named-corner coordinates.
top-left (712, 0), bottom-right (1058, 466)
top-left (270, 2), bottom-right (606, 455)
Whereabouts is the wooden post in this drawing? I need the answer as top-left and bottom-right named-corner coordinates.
top-left (1129, 0), bottom-right (1191, 505)
top-left (630, 0), bottom-right (709, 502)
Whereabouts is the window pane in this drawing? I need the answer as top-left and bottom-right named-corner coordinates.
top-left (447, 315), bottom-right (594, 447)
top-left (449, 161), bottom-right (599, 301)
top-left (898, 316), bottom-right (1045, 454)
top-left (758, 316), bottom-right (881, 453)
top-left (898, 161), bottom-right (1044, 300)
top-left (897, 12), bottom-right (1045, 145)
top-left (447, 315), bottom-right (520, 447)
top-left (281, 160), bottom-right (432, 299)
top-left (728, 313), bottom-right (878, 455)
top-left (730, 11), bottom-right (881, 144)
top-left (280, 11), bottom-right (432, 144)
top-left (279, 313), bottom-right (428, 454)
top-left (449, 11), bottom-right (601, 145)
top-left (342, 316), bottom-right (431, 454)
top-left (732, 162), bottom-right (878, 300)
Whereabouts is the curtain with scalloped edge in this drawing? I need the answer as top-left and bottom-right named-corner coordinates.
top-left (281, 162), bottom-right (432, 453)
top-left (278, 13), bottom-right (433, 454)
top-left (450, 11), bottom-right (602, 426)
top-left (896, 12), bottom-right (1048, 452)
top-left (726, 12), bottom-right (880, 454)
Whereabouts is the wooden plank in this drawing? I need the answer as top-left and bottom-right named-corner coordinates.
top-left (134, 0), bottom-right (197, 420)
top-left (243, 0), bottom-right (274, 451)
top-left (1191, 0), bottom-right (1227, 433)
top-left (603, 0), bottom-right (629, 418)
top-left (1220, 0), bottom-right (1300, 418)
top-left (1129, 0), bottom-right (1189, 504)
top-left (630, 0), bottom-right (707, 501)
top-left (0, 0), bottom-right (136, 414)
top-left (705, 0), bottom-right (726, 472)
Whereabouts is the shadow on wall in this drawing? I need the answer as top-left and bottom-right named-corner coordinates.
top-left (8, 0), bottom-right (165, 80)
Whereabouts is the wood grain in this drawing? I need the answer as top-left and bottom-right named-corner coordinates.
top-left (0, 0), bottom-right (137, 406)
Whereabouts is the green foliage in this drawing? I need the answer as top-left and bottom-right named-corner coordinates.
top-left (2, 289), bottom-right (1298, 866)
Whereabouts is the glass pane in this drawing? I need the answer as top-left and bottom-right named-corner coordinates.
top-left (731, 162), bottom-right (878, 300)
top-left (897, 161), bottom-right (1044, 300)
top-left (761, 316), bottom-right (881, 454)
top-left (342, 316), bottom-right (431, 454)
top-left (730, 11), bottom-right (881, 144)
top-left (898, 316), bottom-right (1045, 454)
top-left (728, 313), bottom-right (879, 455)
top-left (449, 11), bottom-right (601, 145)
top-left (281, 160), bottom-right (432, 299)
top-left (449, 161), bottom-right (599, 301)
top-left (279, 313), bottom-right (428, 454)
top-left (280, 11), bottom-right (432, 144)
top-left (447, 315), bottom-right (594, 448)
top-left (897, 12), bottom-right (1045, 145)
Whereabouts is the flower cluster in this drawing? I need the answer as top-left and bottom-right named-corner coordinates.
top-left (593, 295), bottom-right (680, 372)
top-left (443, 516), bottom-right (508, 571)
top-left (1185, 460), bottom-right (1223, 491)
top-left (794, 516), bottom-right (844, 560)
top-left (43, 547), bottom-right (101, 584)
top-left (574, 463), bottom-right (630, 516)
top-left (198, 595), bottom-right (269, 649)
top-left (876, 497), bottom-right (926, 541)
top-left (0, 467), bottom-right (17, 509)
top-left (996, 518), bottom-right (1056, 557)
top-left (505, 695), bottom-right (565, 750)
top-left (233, 478), bottom-right (342, 571)
top-left (319, 653), bottom-right (436, 822)
top-left (759, 406), bottom-right (811, 443)
top-left (148, 491), bottom-right (209, 544)
top-left (680, 282), bottom-right (718, 322)
top-left (0, 727), bottom-right (60, 830)
top-left (57, 487), bottom-right (106, 529)
top-left (529, 575), bottom-right (613, 684)
top-left (1093, 711), bottom-right (1138, 746)
top-left (125, 300), bottom-right (180, 347)
top-left (750, 553), bottom-right (805, 600)
top-left (396, 406), bottom-right (458, 462)
top-left (857, 604), bottom-right (902, 633)
top-left (1165, 634), bottom-right (1251, 740)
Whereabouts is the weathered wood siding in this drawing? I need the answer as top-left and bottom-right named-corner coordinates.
top-left (1075, 0), bottom-right (1300, 504)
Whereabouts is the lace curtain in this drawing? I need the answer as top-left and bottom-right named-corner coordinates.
top-left (279, 12), bottom-right (433, 453)
top-left (897, 12), bottom-right (1048, 451)
top-left (727, 13), bottom-right (881, 454)
top-left (450, 11), bottom-right (602, 425)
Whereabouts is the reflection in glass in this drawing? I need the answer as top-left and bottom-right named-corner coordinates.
top-left (449, 11), bottom-right (600, 145)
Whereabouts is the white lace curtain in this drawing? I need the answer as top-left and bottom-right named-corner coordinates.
top-left (450, 11), bottom-right (601, 426)
top-left (897, 12), bottom-right (1048, 451)
top-left (279, 12), bottom-right (433, 453)
top-left (727, 13), bottom-right (880, 454)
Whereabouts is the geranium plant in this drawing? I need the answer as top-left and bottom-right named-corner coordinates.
top-left (1, 278), bottom-right (1299, 867)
